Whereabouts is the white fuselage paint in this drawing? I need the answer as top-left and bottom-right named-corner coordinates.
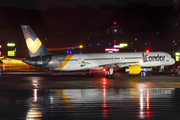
top-left (54, 52), bottom-right (175, 71)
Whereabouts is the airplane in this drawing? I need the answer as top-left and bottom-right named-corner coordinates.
top-left (21, 25), bottom-right (175, 78)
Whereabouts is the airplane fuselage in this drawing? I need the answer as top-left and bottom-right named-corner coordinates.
top-left (23, 52), bottom-right (175, 71)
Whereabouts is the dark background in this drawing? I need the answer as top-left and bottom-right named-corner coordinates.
top-left (0, 0), bottom-right (179, 57)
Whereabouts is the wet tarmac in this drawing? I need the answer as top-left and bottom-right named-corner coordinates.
top-left (1, 62), bottom-right (180, 119)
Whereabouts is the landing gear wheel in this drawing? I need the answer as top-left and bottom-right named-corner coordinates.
top-left (106, 75), bottom-right (114, 78)
top-left (86, 73), bottom-right (94, 77)
top-left (91, 73), bottom-right (94, 77)
top-left (106, 75), bottom-right (110, 78)
top-left (111, 74), bottom-right (114, 78)
top-left (86, 73), bottom-right (90, 77)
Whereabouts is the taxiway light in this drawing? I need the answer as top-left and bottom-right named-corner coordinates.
top-left (66, 50), bottom-right (70, 54)
top-left (66, 50), bottom-right (73, 54)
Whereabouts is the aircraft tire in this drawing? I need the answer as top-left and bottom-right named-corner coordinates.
top-left (106, 75), bottom-right (114, 78)
top-left (106, 75), bottom-right (110, 78)
top-left (111, 74), bottom-right (114, 78)
top-left (91, 74), bottom-right (94, 77)
top-left (86, 73), bottom-right (90, 77)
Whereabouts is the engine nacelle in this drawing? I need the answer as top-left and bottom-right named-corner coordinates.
top-left (122, 65), bottom-right (141, 75)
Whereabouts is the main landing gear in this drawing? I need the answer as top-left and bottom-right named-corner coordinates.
top-left (105, 68), bottom-right (114, 78)
top-left (86, 70), bottom-right (94, 77)
top-left (86, 68), bottom-right (115, 78)
top-left (158, 66), bottom-right (164, 75)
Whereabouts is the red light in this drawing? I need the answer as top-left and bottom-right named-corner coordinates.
top-left (146, 50), bottom-right (149, 53)
top-left (114, 22), bottom-right (116, 25)
top-left (103, 68), bottom-right (106, 71)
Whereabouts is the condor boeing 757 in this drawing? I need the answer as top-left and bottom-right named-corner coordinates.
top-left (21, 25), bottom-right (175, 78)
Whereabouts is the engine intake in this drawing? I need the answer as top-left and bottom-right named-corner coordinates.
top-left (122, 65), bottom-right (141, 75)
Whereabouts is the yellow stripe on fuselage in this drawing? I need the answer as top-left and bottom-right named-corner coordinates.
top-left (54, 54), bottom-right (74, 70)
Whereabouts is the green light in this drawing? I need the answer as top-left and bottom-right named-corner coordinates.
top-left (8, 50), bottom-right (15, 56)
top-left (120, 43), bottom-right (128, 47)
top-left (7, 43), bottom-right (15, 47)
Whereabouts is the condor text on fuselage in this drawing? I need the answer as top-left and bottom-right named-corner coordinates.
top-left (145, 54), bottom-right (165, 62)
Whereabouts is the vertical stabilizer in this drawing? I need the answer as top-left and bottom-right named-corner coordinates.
top-left (21, 25), bottom-right (52, 57)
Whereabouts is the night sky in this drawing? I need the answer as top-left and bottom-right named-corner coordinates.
top-left (0, 0), bottom-right (178, 57)
top-left (0, 0), bottom-right (174, 9)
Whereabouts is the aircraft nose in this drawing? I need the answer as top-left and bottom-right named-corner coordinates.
top-left (172, 58), bottom-right (175, 64)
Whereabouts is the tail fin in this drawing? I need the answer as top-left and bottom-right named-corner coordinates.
top-left (21, 25), bottom-right (52, 57)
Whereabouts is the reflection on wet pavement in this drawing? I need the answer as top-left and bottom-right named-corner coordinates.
top-left (0, 88), bottom-right (179, 120)
top-left (0, 59), bottom-right (48, 72)
top-left (0, 59), bottom-right (180, 119)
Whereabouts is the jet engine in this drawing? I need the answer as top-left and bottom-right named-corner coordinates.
top-left (122, 65), bottom-right (141, 75)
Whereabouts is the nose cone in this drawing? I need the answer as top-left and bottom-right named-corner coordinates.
top-left (171, 58), bottom-right (175, 65)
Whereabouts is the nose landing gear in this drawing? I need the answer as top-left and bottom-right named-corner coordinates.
top-left (105, 68), bottom-right (114, 78)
